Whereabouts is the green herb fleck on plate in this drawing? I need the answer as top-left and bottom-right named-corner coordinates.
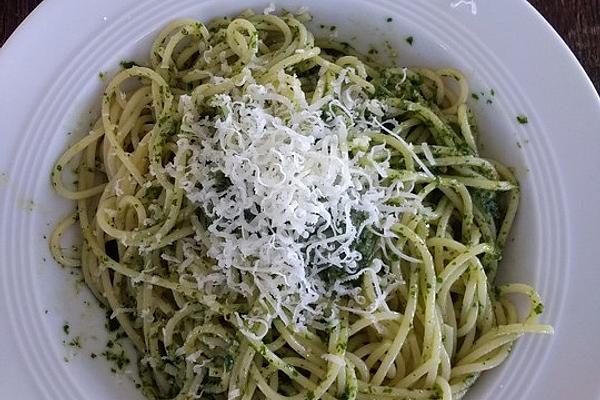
top-left (120, 60), bottom-right (139, 69)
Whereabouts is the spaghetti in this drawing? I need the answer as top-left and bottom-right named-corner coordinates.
top-left (50, 8), bottom-right (551, 400)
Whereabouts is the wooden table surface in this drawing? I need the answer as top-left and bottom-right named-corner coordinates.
top-left (1, 0), bottom-right (599, 91)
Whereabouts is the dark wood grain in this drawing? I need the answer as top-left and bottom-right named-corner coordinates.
top-left (1, 0), bottom-right (599, 90)
top-left (529, 0), bottom-right (600, 90)
top-left (0, 0), bottom-right (42, 44)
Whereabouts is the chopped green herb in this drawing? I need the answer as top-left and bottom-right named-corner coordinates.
top-left (471, 93), bottom-right (480, 100)
top-left (431, 387), bottom-right (443, 400)
top-left (120, 60), bottom-right (139, 69)
top-left (101, 347), bottom-right (130, 370)
top-left (386, 17), bottom-right (393, 22)
top-left (63, 323), bottom-right (70, 335)
top-left (534, 303), bottom-right (544, 314)
top-left (405, 36), bottom-right (414, 46)
top-left (223, 355), bottom-right (234, 372)
top-left (213, 170), bottom-right (232, 192)
top-left (68, 337), bottom-right (82, 349)
top-left (516, 115), bottom-right (528, 124)
top-left (351, 212), bottom-right (378, 270)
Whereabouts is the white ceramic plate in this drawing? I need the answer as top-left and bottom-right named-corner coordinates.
top-left (1, 0), bottom-right (599, 399)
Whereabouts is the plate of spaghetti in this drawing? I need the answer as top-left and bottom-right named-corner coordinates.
top-left (0, 1), bottom-right (599, 400)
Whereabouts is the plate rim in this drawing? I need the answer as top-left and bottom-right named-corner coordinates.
top-left (0, 0), bottom-right (599, 399)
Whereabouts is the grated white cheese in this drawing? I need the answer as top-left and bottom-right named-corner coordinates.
top-left (228, 389), bottom-right (241, 400)
top-left (173, 71), bottom-right (424, 328)
top-left (263, 2), bottom-right (276, 15)
top-left (421, 142), bottom-right (436, 166)
top-left (321, 354), bottom-right (346, 366)
top-left (113, 178), bottom-right (124, 196)
top-left (450, 0), bottom-right (478, 15)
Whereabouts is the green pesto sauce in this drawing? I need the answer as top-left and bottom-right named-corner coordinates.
top-left (223, 355), bottom-right (234, 372)
top-left (471, 189), bottom-right (501, 222)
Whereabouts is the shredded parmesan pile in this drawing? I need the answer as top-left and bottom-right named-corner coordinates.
top-left (174, 71), bottom-right (423, 330)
